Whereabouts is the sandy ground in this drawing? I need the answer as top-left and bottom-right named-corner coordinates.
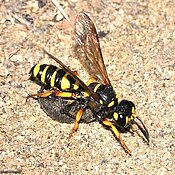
top-left (0, 0), bottom-right (174, 174)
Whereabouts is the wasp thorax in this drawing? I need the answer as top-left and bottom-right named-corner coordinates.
top-left (97, 85), bottom-right (118, 107)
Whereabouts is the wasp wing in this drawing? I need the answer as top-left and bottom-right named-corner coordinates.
top-left (74, 12), bottom-right (111, 85)
top-left (43, 49), bottom-right (99, 101)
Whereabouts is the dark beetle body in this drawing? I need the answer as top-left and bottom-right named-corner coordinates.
top-left (38, 95), bottom-right (94, 124)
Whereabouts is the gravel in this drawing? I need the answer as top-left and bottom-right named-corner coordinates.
top-left (0, 0), bottom-right (174, 174)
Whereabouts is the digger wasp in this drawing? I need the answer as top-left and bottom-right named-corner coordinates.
top-left (29, 12), bottom-right (149, 154)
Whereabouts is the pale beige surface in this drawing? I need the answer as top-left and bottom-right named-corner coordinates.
top-left (0, 0), bottom-right (174, 174)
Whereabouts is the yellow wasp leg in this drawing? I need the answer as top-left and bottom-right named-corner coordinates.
top-left (102, 119), bottom-right (132, 155)
top-left (68, 108), bottom-right (84, 139)
top-left (28, 90), bottom-right (55, 98)
top-left (28, 90), bottom-right (76, 98)
top-left (53, 91), bottom-right (75, 98)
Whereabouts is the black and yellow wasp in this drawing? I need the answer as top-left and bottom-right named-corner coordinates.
top-left (29, 12), bottom-right (149, 154)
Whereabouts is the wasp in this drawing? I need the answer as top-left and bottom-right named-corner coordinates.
top-left (29, 12), bottom-right (149, 154)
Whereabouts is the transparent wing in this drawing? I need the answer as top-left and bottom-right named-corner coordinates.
top-left (43, 49), bottom-right (99, 101)
top-left (74, 12), bottom-right (111, 85)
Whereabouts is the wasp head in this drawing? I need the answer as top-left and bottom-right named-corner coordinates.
top-left (113, 100), bottom-right (136, 127)
top-left (113, 100), bottom-right (149, 143)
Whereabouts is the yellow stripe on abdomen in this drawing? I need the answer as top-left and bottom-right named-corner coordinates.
top-left (33, 64), bottom-right (41, 77)
top-left (50, 69), bottom-right (58, 87)
top-left (61, 74), bottom-right (71, 90)
top-left (41, 66), bottom-right (49, 83)
top-left (73, 80), bottom-right (80, 90)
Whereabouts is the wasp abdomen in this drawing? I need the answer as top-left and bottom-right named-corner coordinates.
top-left (30, 64), bottom-right (80, 91)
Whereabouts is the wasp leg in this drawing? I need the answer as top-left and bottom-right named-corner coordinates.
top-left (28, 90), bottom-right (55, 98)
top-left (102, 119), bottom-right (132, 155)
top-left (68, 108), bottom-right (84, 139)
top-left (28, 90), bottom-right (76, 99)
top-left (53, 91), bottom-right (76, 98)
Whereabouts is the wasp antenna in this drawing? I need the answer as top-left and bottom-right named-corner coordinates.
top-left (134, 117), bottom-right (149, 143)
